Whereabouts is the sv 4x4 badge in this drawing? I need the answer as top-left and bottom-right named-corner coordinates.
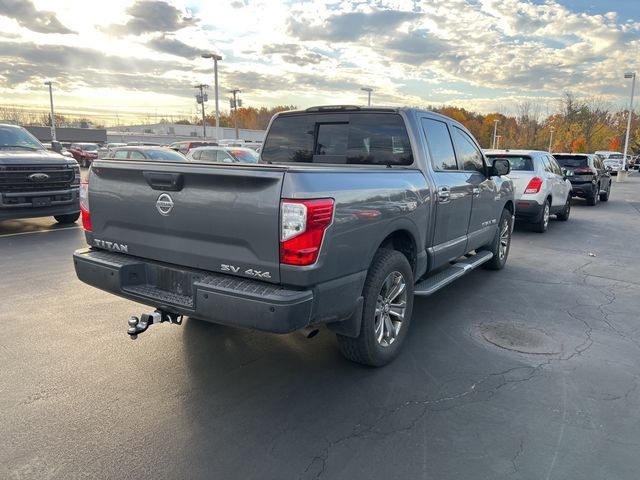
top-left (221, 264), bottom-right (271, 279)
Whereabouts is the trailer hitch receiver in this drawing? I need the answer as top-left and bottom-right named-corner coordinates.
top-left (127, 310), bottom-right (183, 339)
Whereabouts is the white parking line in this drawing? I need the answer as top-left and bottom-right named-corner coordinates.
top-left (0, 225), bottom-right (82, 238)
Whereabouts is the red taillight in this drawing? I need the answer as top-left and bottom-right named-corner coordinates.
top-left (280, 198), bottom-right (334, 266)
top-left (524, 177), bottom-right (543, 194)
top-left (79, 181), bottom-right (92, 231)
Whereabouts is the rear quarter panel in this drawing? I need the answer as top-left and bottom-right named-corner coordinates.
top-left (280, 168), bottom-right (431, 287)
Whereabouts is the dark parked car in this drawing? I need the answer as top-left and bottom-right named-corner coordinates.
top-left (68, 143), bottom-right (99, 168)
top-left (74, 106), bottom-right (514, 367)
top-left (0, 124), bottom-right (80, 224)
top-left (553, 153), bottom-right (612, 205)
top-left (106, 147), bottom-right (187, 162)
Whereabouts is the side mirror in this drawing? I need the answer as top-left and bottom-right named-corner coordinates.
top-left (605, 166), bottom-right (612, 172)
top-left (489, 158), bottom-right (510, 177)
top-left (563, 169), bottom-right (574, 177)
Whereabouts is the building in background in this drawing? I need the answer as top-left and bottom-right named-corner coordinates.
top-left (106, 123), bottom-right (265, 145)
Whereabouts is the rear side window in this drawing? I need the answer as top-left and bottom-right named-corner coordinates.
top-left (113, 150), bottom-right (129, 159)
top-left (421, 118), bottom-right (457, 170)
top-left (486, 155), bottom-right (533, 171)
top-left (554, 155), bottom-right (588, 168)
top-left (453, 127), bottom-right (484, 173)
top-left (262, 113), bottom-right (413, 166)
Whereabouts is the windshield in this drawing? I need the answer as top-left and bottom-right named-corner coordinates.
top-left (486, 155), bottom-right (533, 171)
top-left (607, 154), bottom-right (623, 160)
top-left (604, 159), bottom-right (621, 165)
top-left (79, 144), bottom-right (98, 151)
top-left (228, 149), bottom-right (259, 163)
top-left (144, 149), bottom-right (186, 161)
top-left (555, 155), bottom-right (588, 168)
top-left (0, 126), bottom-right (44, 150)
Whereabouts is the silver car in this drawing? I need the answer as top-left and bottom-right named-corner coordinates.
top-left (187, 146), bottom-right (259, 164)
top-left (485, 149), bottom-right (572, 232)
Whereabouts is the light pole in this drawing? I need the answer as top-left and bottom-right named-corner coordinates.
top-left (202, 53), bottom-right (222, 141)
top-left (229, 89), bottom-right (241, 140)
top-left (361, 87), bottom-right (372, 106)
top-left (619, 71), bottom-right (636, 183)
top-left (548, 126), bottom-right (555, 153)
top-left (194, 84), bottom-right (208, 139)
top-left (495, 135), bottom-right (502, 149)
top-left (44, 80), bottom-right (56, 142)
top-left (491, 119), bottom-right (499, 149)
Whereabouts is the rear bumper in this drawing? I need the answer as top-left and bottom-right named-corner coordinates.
top-left (73, 248), bottom-right (316, 333)
top-left (569, 182), bottom-right (596, 197)
top-left (514, 199), bottom-right (543, 220)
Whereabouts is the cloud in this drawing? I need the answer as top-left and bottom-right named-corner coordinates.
top-left (261, 44), bottom-right (326, 66)
top-left (0, 0), bottom-right (72, 34)
top-left (147, 34), bottom-right (202, 58)
top-left (105, 0), bottom-right (195, 35)
top-left (384, 31), bottom-right (456, 66)
top-left (287, 9), bottom-right (418, 42)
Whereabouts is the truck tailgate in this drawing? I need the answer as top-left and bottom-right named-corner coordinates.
top-left (88, 161), bottom-right (285, 283)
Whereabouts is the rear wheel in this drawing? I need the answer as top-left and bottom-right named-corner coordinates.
top-left (533, 200), bottom-right (550, 233)
top-left (556, 196), bottom-right (571, 221)
top-left (599, 182), bottom-right (611, 202)
top-left (336, 249), bottom-right (414, 367)
top-left (54, 212), bottom-right (80, 224)
top-left (587, 185), bottom-right (599, 206)
top-left (481, 208), bottom-right (512, 270)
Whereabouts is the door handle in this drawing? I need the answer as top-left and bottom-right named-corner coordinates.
top-left (437, 186), bottom-right (451, 203)
top-left (143, 171), bottom-right (184, 191)
top-left (472, 187), bottom-right (480, 197)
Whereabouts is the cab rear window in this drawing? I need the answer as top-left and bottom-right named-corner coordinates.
top-left (486, 155), bottom-right (533, 171)
top-left (262, 113), bottom-right (413, 166)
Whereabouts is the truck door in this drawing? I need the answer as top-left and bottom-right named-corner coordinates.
top-left (451, 126), bottom-right (499, 252)
top-left (421, 117), bottom-right (473, 267)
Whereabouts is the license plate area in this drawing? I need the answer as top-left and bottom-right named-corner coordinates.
top-left (32, 197), bottom-right (52, 207)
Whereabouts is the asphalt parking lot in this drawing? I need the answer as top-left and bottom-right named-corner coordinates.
top-left (2, 175), bottom-right (640, 480)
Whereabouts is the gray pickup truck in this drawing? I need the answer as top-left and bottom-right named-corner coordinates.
top-left (74, 106), bottom-right (514, 366)
top-left (0, 124), bottom-right (80, 224)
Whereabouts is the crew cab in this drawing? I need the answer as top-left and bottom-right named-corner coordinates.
top-left (0, 124), bottom-right (80, 224)
top-left (73, 106), bottom-right (514, 366)
top-left (485, 149), bottom-right (572, 232)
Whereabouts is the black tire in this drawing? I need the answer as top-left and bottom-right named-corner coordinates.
top-left (532, 199), bottom-right (550, 233)
top-left (481, 208), bottom-right (512, 270)
top-left (599, 182), bottom-right (610, 202)
top-left (336, 248), bottom-right (414, 367)
top-left (587, 185), bottom-right (599, 206)
top-left (556, 196), bottom-right (571, 221)
top-left (54, 212), bottom-right (80, 224)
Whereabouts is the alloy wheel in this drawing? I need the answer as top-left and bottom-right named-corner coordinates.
top-left (374, 271), bottom-right (407, 347)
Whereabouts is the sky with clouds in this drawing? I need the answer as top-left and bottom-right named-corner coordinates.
top-left (0, 0), bottom-right (638, 124)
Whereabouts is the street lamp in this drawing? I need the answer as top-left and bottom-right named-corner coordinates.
top-left (548, 126), bottom-right (555, 153)
top-left (619, 71), bottom-right (636, 183)
top-left (361, 87), bottom-right (372, 106)
top-left (44, 80), bottom-right (56, 142)
top-left (492, 119), bottom-right (499, 149)
top-left (202, 53), bottom-right (222, 141)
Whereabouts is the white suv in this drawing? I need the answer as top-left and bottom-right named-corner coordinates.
top-left (485, 150), bottom-right (572, 233)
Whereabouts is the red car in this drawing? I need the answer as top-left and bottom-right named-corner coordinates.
top-left (69, 143), bottom-right (99, 167)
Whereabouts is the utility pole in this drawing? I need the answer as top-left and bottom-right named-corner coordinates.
top-left (620, 71), bottom-right (636, 182)
top-left (492, 119), bottom-right (499, 149)
top-left (361, 87), bottom-right (372, 106)
top-left (44, 80), bottom-right (56, 142)
top-left (194, 84), bottom-right (208, 139)
top-left (548, 126), bottom-right (555, 153)
top-left (495, 135), bottom-right (502, 149)
top-left (202, 53), bottom-right (222, 141)
top-left (229, 88), bottom-right (241, 140)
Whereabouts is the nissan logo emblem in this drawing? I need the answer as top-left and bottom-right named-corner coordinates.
top-left (156, 193), bottom-right (174, 216)
top-left (28, 173), bottom-right (50, 182)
